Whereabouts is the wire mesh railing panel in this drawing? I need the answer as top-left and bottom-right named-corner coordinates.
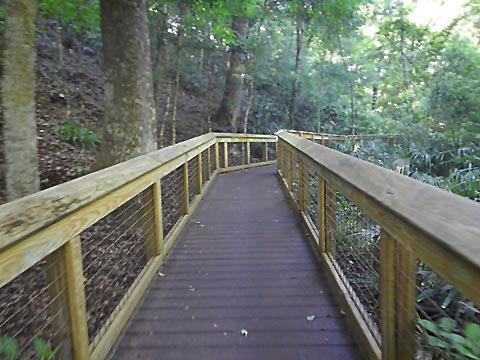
top-left (227, 143), bottom-right (244, 167)
top-left (291, 152), bottom-right (300, 204)
top-left (201, 149), bottom-right (209, 186)
top-left (249, 142), bottom-right (263, 164)
top-left (268, 142), bottom-right (277, 160)
top-left (303, 166), bottom-right (319, 235)
top-left (219, 143), bottom-right (226, 168)
top-left (209, 145), bottom-right (215, 175)
top-left (396, 255), bottom-right (480, 359)
top-left (326, 188), bottom-right (381, 344)
top-left (188, 157), bottom-right (199, 203)
top-left (0, 256), bottom-right (71, 359)
top-left (80, 188), bottom-right (153, 342)
top-left (161, 166), bottom-right (184, 238)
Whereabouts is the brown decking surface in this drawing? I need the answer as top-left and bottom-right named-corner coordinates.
top-left (112, 165), bottom-right (360, 359)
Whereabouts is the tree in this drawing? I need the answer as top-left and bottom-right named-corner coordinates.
top-left (95, 0), bottom-right (156, 168)
top-left (215, 15), bottom-right (249, 132)
top-left (2, 0), bottom-right (40, 201)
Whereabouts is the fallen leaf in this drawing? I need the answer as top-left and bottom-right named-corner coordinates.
top-left (339, 309), bottom-right (346, 316)
top-left (241, 329), bottom-right (248, 337)
top-left (158, 272), bottom-right (166, 277)
top-left (307, 315), bottom-right (316, 321)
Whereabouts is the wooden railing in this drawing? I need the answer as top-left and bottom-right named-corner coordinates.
top-left (0, 132), bottom-right (275, 359)
top-left (276, 130), bottom-right (480, 360)
top-left (286, 130), bottom-right (400, 144)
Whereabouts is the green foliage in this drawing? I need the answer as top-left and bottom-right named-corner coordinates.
top-left (39, 0), bottom-right (100, 35)
top-left (56, 122), bottom-right (102, 151)
top-left (0, 336), bottom-right (18, 360)
top-left (0, 336), bottom-right (53, 360)
top-left (419, 319), bottom-right (480, 359)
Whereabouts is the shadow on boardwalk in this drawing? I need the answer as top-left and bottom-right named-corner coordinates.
top-left (112, 165), bottom-right (360, 360)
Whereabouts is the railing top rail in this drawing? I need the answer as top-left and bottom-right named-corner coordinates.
top-left (277, 130), bottom-right (480, 302)
top-left (213, 132), bottom-right (276, 139)
top-left (286, 129), bottom-right (400, 140)
top-left (0, 133), bottom-right (223, 250)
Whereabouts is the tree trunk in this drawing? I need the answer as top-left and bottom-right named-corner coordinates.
top-left (171, 34), bottom-right (181, 145)
top-left (243, 80), bottom-right (254, 134)
top-left (95, 0), bottom-right (156, 168)
top-left (215, 16), bottom-right (248, 132)
top-left (288, 16), bottom-right (303, 130)
top-left (2, 0), bottom-right (40, 201)
top-left (338, 35), bottom-right (356, 135)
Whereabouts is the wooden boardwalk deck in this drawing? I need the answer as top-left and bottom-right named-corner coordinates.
top-left (112, 166), bottom-right (360, 359)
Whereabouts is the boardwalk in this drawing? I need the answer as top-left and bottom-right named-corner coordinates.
top-left (112, 166), bottom-right (360, 359)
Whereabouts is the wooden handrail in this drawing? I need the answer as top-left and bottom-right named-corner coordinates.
top-left (286, 129), bottom-right (400, 142)
top-left (0, 133), bottom-right (216, 251)
top-left (277, 130), bottom-right (480, 303)
top-left (276, 129), bottom-right (480, 360)
top-left (0, 132), bottom-right (276, 360)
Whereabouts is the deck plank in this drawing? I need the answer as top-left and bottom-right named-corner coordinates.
top-left (112, 166), bottom-right (361, 359)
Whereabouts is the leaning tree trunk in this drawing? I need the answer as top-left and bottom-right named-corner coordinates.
top-left (215, 16), bottom-right (248, 133)
top-left (2, 0), bottom-right (40, 201)
top-left (96, 0), bottom-right (156, 168)
top-left (288, 16), bottom-right (303, 130)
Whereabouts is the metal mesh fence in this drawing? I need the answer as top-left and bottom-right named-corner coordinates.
top-left (0, 255), bottom-right (71, 358)
top-left (326, 187), bottom-right (381, 344)
top-left (268, 142), bottom-right (277, 161)
top-left (227, 143), bottom-right (244, 167)
top-left (302, 165), bottom-right (319, 234)
top-left (291, 151), bottom-right (300, 204)
top-left (201, 150), bottom-right (209, 186)
top-left (249, 142), bottom-right (263, 164)
top-left (396, 254), bottom-right (480, 359)
top-left (81, 188), bottom-right (153, 342)
top-left (219, 143), bottom-right (226, 168)
top-left (209, 146), bottom-right (215, 175)
top-left (161, 165), bottom-right (184, 238)
top-left (188, 157), bottom-right (199, 203)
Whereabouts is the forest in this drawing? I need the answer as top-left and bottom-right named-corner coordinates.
top-left (0, 0), bottom-right (479, 204)
top-left (0, 0), bottom-right (479, 359)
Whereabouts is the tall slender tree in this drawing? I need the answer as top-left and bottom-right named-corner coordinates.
top-left (215, 15), bottom-right (249, 132)
top-left (95, 0), bottom-right (156, 168)
top-left (2, 0), bottom-right (40, 201)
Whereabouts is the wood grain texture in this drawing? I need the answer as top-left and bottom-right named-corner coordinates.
top-left (153, 180), bottom-right (164, 257)
top-left (64, 236), bottom-right (90, 360)
top-left (276, 131), bottom-right (480, 305)
top-left (0, 133), bottom-right (215, 251)
top-left (380, 230), bottom-right (396, 360)
top-left (113, 166), bottom-right (360, 360)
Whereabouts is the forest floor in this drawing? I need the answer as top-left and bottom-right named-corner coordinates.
top-left (0, 23), bottom-right (213, 205)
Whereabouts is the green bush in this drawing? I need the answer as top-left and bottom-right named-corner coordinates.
top-left (56, 122), bottom-right (102, 151)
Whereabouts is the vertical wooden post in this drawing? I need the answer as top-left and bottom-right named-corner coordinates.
top-left (246, 141), bottom-right (251, 164)
top-left (223, 142), bottom-right (228, 168)
top-left (183, 162), bottom-right (189, 214)
top-left (321, 135), bottom-right (325, 146)
top-left (197, 152), bottom-right (203, 194)
top-left (380, 230), bottom-right (397, 360)
top-left (206, 146), bottom-right (211, 181)
top-left (215, 142), bottom-right (220, 170)
top-left (152, 180), bottom-right (163, 256)
top-left (263, 142), bottom-right (269, 162)
top-left (46, 248), bottom-right (72, 358)
top-left (298, 160), bottom-right (305, 211)
top-left (318, 177), bottom-right (326, 252)
top-left (64, 236), bottom-right (90, 360)
top-left (396, 244), bottom-right (416, 359)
